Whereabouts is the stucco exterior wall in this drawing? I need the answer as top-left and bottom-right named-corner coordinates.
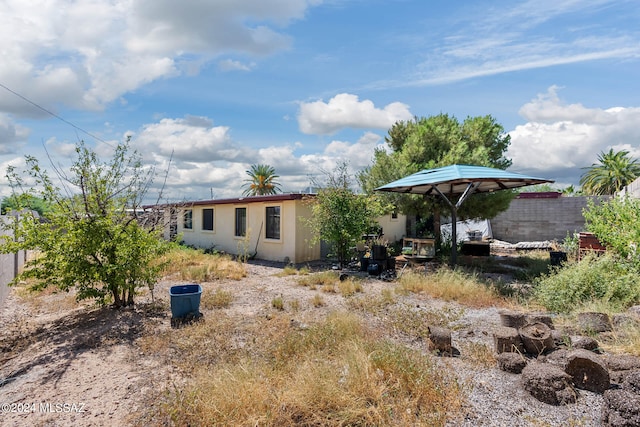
top-left (174, 197), bottom-right (320, 263)
top-left (491, 195), bottom-right (610, 243)
top-left (377, 213), bottom-right (406, 244)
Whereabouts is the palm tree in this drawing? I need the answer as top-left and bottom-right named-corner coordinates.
top-left (242, 164), bottom-right (282, 196)
top-left (579, 149), bottom-right (640, 195)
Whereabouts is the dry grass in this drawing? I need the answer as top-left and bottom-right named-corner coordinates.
top-left (159, 311), bottom-right (462, 426)
top-left (337, 277), bottom-right (364, 297)
top-left (459, 342), bottom-right (497, 368)
top-left (297, 271), bottom-right (339, 288)
top-left (311, 294), bottom-right (326, 307)
top-left (399, 268), bottom-right (507, 308)
top-left (158, 246), bottom-right (246, 281)
top-left (201, 287), bottom-right (233, 309)
top-left (12, 282), bottom-right (79, 313)
top-left (272, 296), bottom-right (285, 310)
top-left (599, 323), bottom-right (640, 356)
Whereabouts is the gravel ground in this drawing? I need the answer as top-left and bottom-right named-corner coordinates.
top-left (0, 260), bottom-right (617, 426)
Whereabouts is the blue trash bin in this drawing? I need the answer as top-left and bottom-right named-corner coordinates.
top-left (169, 284), bottom-right (202, 318)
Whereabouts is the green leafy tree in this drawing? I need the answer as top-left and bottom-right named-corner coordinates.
top-left (579, 149), bottom-right (640, 195)
top-left (242, 164), bottom-right (281, 196)
top-left (359, 114), bottom-right (515, 238)
top-left (304, 162), bottom-right (389, 267)
top-left (1, 194), bottom-right (51, 216)
top-left (0, 140), bottom-right (169, 307)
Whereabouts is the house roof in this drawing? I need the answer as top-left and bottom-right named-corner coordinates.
top-left (144, 193), bottom-right (314, 209)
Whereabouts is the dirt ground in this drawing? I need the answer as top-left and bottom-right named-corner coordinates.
top-left (0, 260), bottom-right (610, 426)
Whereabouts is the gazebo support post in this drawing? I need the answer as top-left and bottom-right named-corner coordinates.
top-left (432, 182), bottom-right (480, 266)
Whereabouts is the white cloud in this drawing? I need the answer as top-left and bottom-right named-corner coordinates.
top-left (0, 0), bottom-right (319, 116)
top-left (508, 87), bottom-right (640, 183)
top-left (0, 114), bottom-right (30, 154)
top-left (218, 59), bottom-right (254, 72)
top-left (132, 115), bottom-right (256, 163)
top-left (297, 93), bottom-right (413, 135)
top-left (372, 0), bottom-right (640, 88)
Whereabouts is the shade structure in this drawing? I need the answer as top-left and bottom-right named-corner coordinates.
top-left (375, 164), bottom-right (553, 265)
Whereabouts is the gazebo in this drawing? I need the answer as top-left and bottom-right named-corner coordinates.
top-left (375, 164), bottom-right (553, 265)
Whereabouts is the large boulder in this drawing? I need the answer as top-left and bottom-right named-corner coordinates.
top-left (519, 322), bottom-right (555, 355)
top-left (564, 349), bottom-right (610, 393)
top-left (603, 389), bottom-right (640, 427)
top-left (493, 326), bottom-right (524, 354)
top-left (521, 362), bottom-right (577, 405)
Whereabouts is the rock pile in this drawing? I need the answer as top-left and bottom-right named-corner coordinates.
top-left (490, 308), bottom-right (640, 426)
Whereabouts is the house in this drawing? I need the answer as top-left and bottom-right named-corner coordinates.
top-left (158, 193), bottom-right (406, 264)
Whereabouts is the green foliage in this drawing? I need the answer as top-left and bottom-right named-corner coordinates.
top-left (579, 149), bottom-right (640, 195)
top-left (358, 114), bottom-right (515, 227)
top-left (533, 254), bottom-right (640, 313)
top-left (241, 164), bottom-right (281, 196)
top-left (583, 196), bottom-right (640, 263)
top-left (1, 194), bottom-right (52, 216)
top-left (304, 162), bottom-right (389, 267)
top-left (0, 140), bottom-right (170, 307)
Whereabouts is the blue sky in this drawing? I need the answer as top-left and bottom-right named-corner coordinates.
top-left (1, 0), bottom-right (639, 202)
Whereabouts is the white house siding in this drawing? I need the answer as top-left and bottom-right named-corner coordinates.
top-left (377, 212), bottom-right (406, 244)
top-left (170, 194), bottom-right (321, 264)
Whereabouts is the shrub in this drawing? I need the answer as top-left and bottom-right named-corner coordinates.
top-left (533, 254), bottom-right (640, 313)
top-left (584, 196), bottom-right (640, 263)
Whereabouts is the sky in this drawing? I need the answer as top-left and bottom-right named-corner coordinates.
top-left (0, 0), bottom-right (639, 203)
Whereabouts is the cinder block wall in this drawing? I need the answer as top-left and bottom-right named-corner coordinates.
top-left (491, 195), bottom-right (610, 243)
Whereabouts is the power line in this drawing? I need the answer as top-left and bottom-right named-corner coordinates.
top-left (0, 81), bottom-right (112, 146)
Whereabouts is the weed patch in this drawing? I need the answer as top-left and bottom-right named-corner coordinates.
top-left (399, 268), bottom-right (506, 308)
top-left (160, 312), bottom-right (462, 426)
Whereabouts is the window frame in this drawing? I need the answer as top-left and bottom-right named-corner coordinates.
top-left (235, 207), bottom-right (247, 237)
top-left (265, 205), bottom-right (281, 240)
top-left (202, 208), bottom-right (214, 232)
top-left (183, 209), bottom-right (193, 230)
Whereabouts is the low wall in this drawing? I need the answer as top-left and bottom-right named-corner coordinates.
top-left (0, 217), bottom-right (32, 307)
top-left (491, 195), bottom-right (610, 243)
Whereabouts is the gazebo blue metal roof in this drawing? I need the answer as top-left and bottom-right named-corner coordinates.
top-left (375, 164), bottom-right (553, 265)
top-left (375, 164), bottom-right (552, 196)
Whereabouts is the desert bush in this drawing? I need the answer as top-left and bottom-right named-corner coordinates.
top-left (399, 268), bottom-right (506, 308)
top-left (533, 253), bottom-right (640, 313)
